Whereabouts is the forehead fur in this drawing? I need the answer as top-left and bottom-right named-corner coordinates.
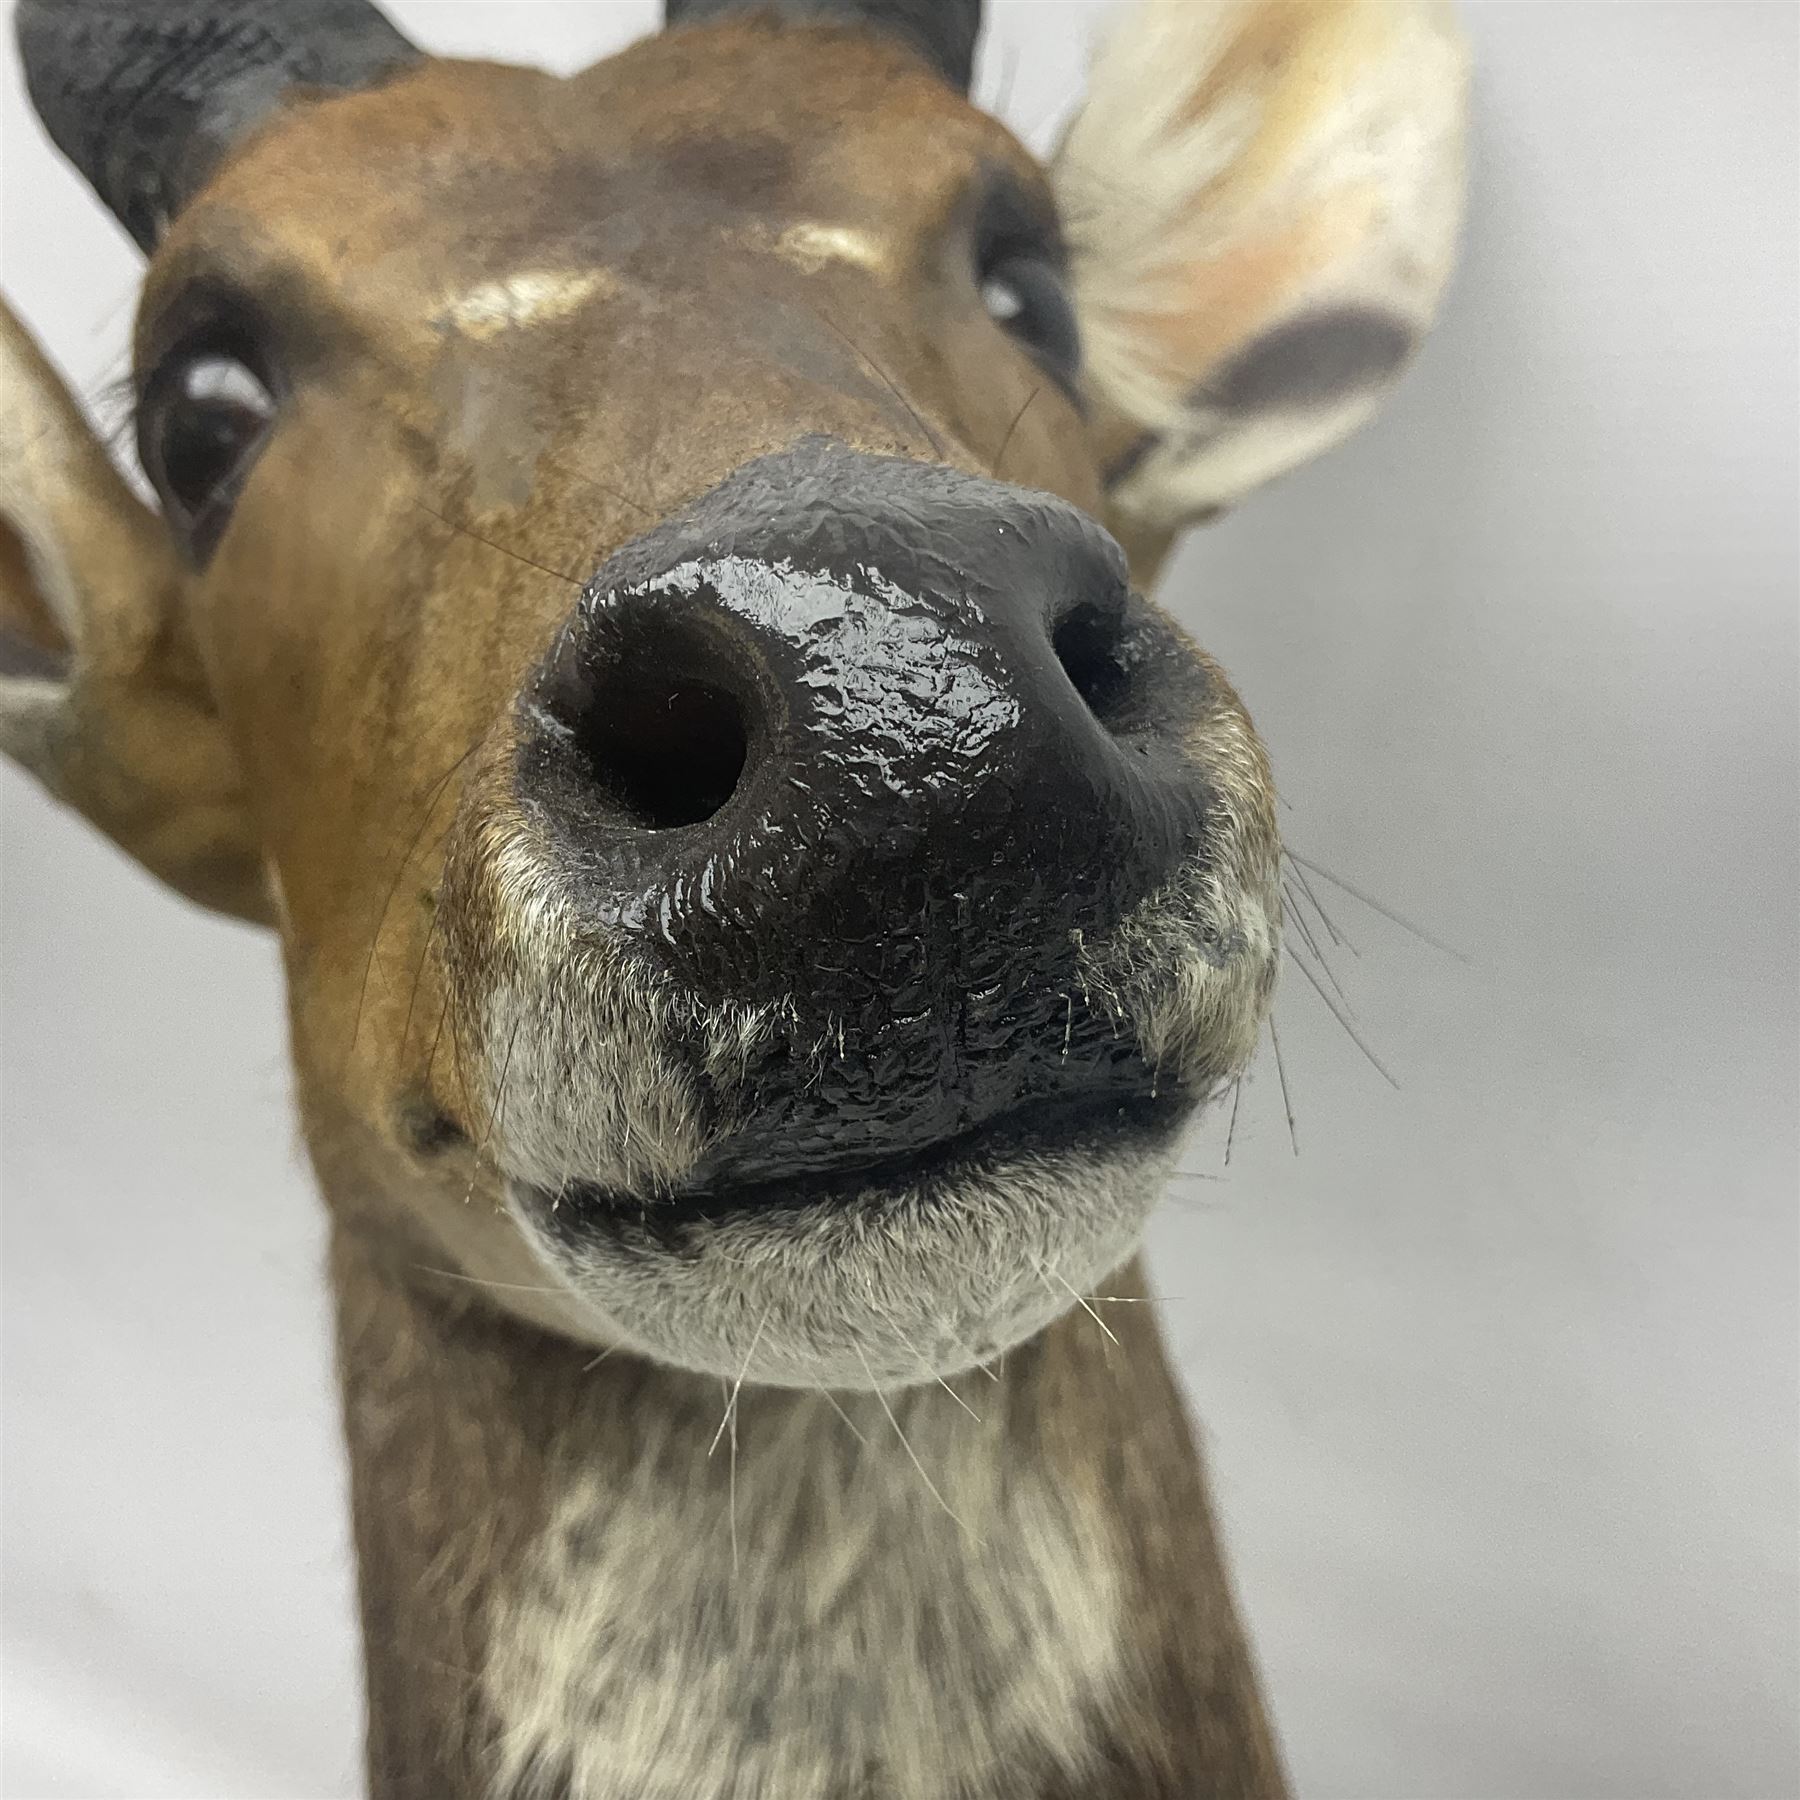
top-left (138, 21), bottom-right (1039, 345)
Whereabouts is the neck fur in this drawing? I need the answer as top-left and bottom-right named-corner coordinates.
top-left (330, 1224), bottom-right (1288, 1800)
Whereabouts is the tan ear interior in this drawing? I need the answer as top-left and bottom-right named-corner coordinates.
top-left (0, 298), bottom-right (270, 923)
top-left (0, 511), bottom-right (76, 679)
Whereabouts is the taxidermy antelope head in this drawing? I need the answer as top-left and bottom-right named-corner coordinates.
top-left (1, 0), bottom-right (1467, 1794)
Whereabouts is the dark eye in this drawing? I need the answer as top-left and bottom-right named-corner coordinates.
top-left (137, 343), bottom-right (277, 563)
top-left (979, 255), bottom-right (1081, 386)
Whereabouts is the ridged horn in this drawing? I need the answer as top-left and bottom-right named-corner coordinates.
top-left (663, 0), bottom-right (982, 92)
top-left (15, 0), bottom-right (422, 254)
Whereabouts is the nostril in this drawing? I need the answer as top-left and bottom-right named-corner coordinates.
top-left (1052, 604), bottom-right (1135, 731)
top-left (578, 671), bottom-right (748, 830)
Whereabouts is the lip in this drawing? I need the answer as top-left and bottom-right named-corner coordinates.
top-left (524, 1087), bottom-right (1193, 1242)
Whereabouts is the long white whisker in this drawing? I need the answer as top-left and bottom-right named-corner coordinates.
top-left (728, 1376), bottom-right (741, 1580)
top-left (1086, 1293), bottom-right (1186, 1305)
top-left (412, 1265), bottom-right (568, 1296)
top-left (855, 1343), bottom-right (972, 1536)
top-left (816, 1386), bottom-right (870, 1447)
top-left (1042, 1261), bottom-right (1122, 1351)
top-left (1287, 941), bottom-right (1402, 1089)
top-left (933, 1373), bottom-right (982, 1423)
top-left (1269, 1010), bottom-right (1300, 1155)
top-left (709, 1303), bottom-right (773, 1459)
top-left (868, 1292), bottom-right (997, 1395)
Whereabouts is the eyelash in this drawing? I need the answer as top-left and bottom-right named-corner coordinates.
top-left (96, 372), bottom-right (144, 461)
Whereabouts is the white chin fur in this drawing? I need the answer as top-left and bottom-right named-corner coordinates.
top-left (506, 1130), bottom-right (1182, 1390)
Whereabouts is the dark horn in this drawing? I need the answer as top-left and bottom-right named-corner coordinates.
top-left (663, 0), bottom-right (981, 93)
top-left (15, 0), bottom-right (422, 254)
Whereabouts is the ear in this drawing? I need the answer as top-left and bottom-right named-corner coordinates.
top-left (0, 299), bottom-right (269, 922)
top-left (1055, 0), bottom-right (1469, 560)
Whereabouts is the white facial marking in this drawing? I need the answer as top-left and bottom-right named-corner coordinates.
top-left (772, 223), bottom-right (891, 277)
top-left (434, 269), bottom-right (616, 339)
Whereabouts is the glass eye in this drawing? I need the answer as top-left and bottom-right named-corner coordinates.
top-left (978, 254), bottom-right (1081, 387)
top-left (138, 347), bottom-right (276, 563)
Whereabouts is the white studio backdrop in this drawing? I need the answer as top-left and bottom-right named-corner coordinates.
top-left (2, 4), bottom-right (1796, 1797)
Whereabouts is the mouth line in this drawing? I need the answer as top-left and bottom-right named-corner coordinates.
top-left (527, 1088), bottom-right (1193, 1236)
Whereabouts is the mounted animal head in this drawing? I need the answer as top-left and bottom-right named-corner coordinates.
top-left (0, 0), bottom-right (1466, 1385)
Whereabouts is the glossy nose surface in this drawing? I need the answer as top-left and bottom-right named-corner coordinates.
top-left (519, 439), bottom-right (1214, 1187)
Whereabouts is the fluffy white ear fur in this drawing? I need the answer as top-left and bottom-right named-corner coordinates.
top-left (1056, 0), bottom-right (1469, 532)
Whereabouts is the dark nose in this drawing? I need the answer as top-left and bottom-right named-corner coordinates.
top-left (519, 439), bottom-right (1213, 1188)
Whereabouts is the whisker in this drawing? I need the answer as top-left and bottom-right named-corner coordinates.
top-left (932, 1373), bottom-right (982, 1423)
top-left (412, 1265), bottom-right (569, 1296)
top-left (1287, 849), bottom-right (1469, 962)
top-left (1163, 1183), bottom-right (1230, 1214)
top-left (581, 1345), bottom-right (618, 1373)
top-left (816, 1386), bottom-right (870, 1448)
top-left (540, 449), bottom-right (657, 524)
top-left (423, 995), bottom-right (452, 1087)
top-left (397, 900), bottom-right (442, 1055)
top-left (344, 738), bottom-right (482, 1074)
top-left (1268, 1011), bottom-right (1300, 1156)
top-left (1162, 1186), bottom-right (1230, 1214)
top-left (445, 1019), bottom-right (482, 1167)
top-left (815, 308), bottom-right (948, 460)
top-left (1281, 885), bottom-right (1325, 965)
top-left (991, 384), bottom-right (1042, 477)
top-left (868, 1292), bottom-right (996, 1388)
top-left (1225, 1075), bottom-right (1243, 1166)
top-left (1283, 885), bottom-right (1350, 1008)
top-left (728, 1376), bottom-right (741, 1579)
top-left (398, 846), bottom-right (464, 1063)
top-left (855, 1343), bottom-right (971, 1535)
top-left (709, 1304), bottom-right (773, 1458)
top-left (486, 1013), bottom-right (527, 1150)
top-left (894, 1327), bottom-right (984, 1416)
top-left (411, 498), bottom-right (584, 587)
top-left (1042, 1262), bottom-right (1121, 1352)
top-left (1286, 854), bottom-right (1355, 954)
top-left (1286, 944), bottom-right (1402, 1089)
top-left (462, 1014), bottom-right (524, 1204)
